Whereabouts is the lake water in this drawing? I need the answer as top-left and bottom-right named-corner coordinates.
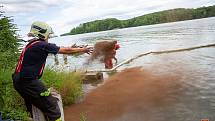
top-left (49, 17), bottom-right (215, 120)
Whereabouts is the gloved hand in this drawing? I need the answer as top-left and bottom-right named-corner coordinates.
top-left (70, 44), bottom-right (93, 55)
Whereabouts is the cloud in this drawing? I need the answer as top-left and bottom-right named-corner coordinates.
top-left (46, 0), bottom-right (184, 34)
top-left (2, 0), bottom-right (215, 36)
top-left (1, 0), bottom-right (61, 13)
top-left (47, 0), bottom-right (162, 33)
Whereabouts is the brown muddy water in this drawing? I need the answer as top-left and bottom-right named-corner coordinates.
top-left (49, 17), bottom-right (215, 121)
top-left (64, 48), bottom-right (215, 121)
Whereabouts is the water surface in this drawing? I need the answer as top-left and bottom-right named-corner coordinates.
top-left (50, 17), bottom-right (215, 120)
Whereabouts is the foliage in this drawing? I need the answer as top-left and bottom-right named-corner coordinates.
top-left (62, 18), bottom-right (122, 36)
top-left (0, 7), bottom-right (27, 120)
top-left (80, 112), bottom-right (87, 121)
top-left (0, 11), bottom-right (20, 71)
top-left (42, 68), bottom-right (84, 105)
top-left (0, 70), bottom-right (29, 120)
top-left (62, 5), bottom-right (215, 35)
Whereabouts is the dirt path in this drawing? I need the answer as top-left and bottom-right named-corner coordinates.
top-left (64, 67), bottom-right (183, 121)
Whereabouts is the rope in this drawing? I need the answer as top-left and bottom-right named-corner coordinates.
top-left (86, 43), bottom-right (215, 73)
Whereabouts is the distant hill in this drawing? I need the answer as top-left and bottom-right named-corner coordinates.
top-left (61, 5), bottom-right (215, 36)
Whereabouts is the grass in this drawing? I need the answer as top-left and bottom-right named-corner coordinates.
top-left (0, 68), bottom-right (84, 120)
top-left (42, 68), bottom-right (84, 105)
top-left (0, 69), bottom-right (29, 120)
top-left (80, 112), bottom-right (88, 121)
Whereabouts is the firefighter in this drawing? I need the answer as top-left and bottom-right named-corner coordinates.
top-left (12, 21), bottom-right (93, 121)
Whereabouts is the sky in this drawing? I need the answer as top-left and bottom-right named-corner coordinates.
top-left (1, 0), bottom-right (215, 37)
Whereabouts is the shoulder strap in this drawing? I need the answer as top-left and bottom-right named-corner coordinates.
top-left (15, 40), bottom-right (41, 73)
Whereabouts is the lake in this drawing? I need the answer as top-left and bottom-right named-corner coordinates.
top-left (50, 17), bottom-right (215, 121)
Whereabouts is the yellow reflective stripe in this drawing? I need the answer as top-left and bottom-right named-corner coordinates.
top-left (55, 117), bottom-right (62, 121)
top-left (40, 88), bottom-right (51, 97)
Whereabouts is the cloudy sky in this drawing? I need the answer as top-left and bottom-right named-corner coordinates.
top-left (1, 0), bottom-right (215, 37)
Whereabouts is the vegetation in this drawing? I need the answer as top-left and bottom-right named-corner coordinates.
top-left (0, 10), bottom-right (20, 71)
top-left (62, 5), bottom-right (215, 36)
top-left (0, 70), bottom-right (29, 120)
top-left (42, 68), bottom-right (83, 105)
top-left (80, 113), bottom-right (87, 121)
top-left (0, 7), bottom-right (27, 120)
top-left (0, 8), bottom-right (83, 120)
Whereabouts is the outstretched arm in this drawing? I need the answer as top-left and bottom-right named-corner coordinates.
top-left (58, 46), bottom-right (93, 54)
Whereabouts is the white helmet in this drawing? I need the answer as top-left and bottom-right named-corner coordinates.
top-left (28, 21), bottom-right (54, 40)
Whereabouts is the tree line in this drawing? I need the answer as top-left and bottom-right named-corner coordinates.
top-left (62, 5), bottom-right (215, 36)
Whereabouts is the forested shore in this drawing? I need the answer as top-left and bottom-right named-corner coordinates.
top-left (62, 5), bottom-right (215, 36)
